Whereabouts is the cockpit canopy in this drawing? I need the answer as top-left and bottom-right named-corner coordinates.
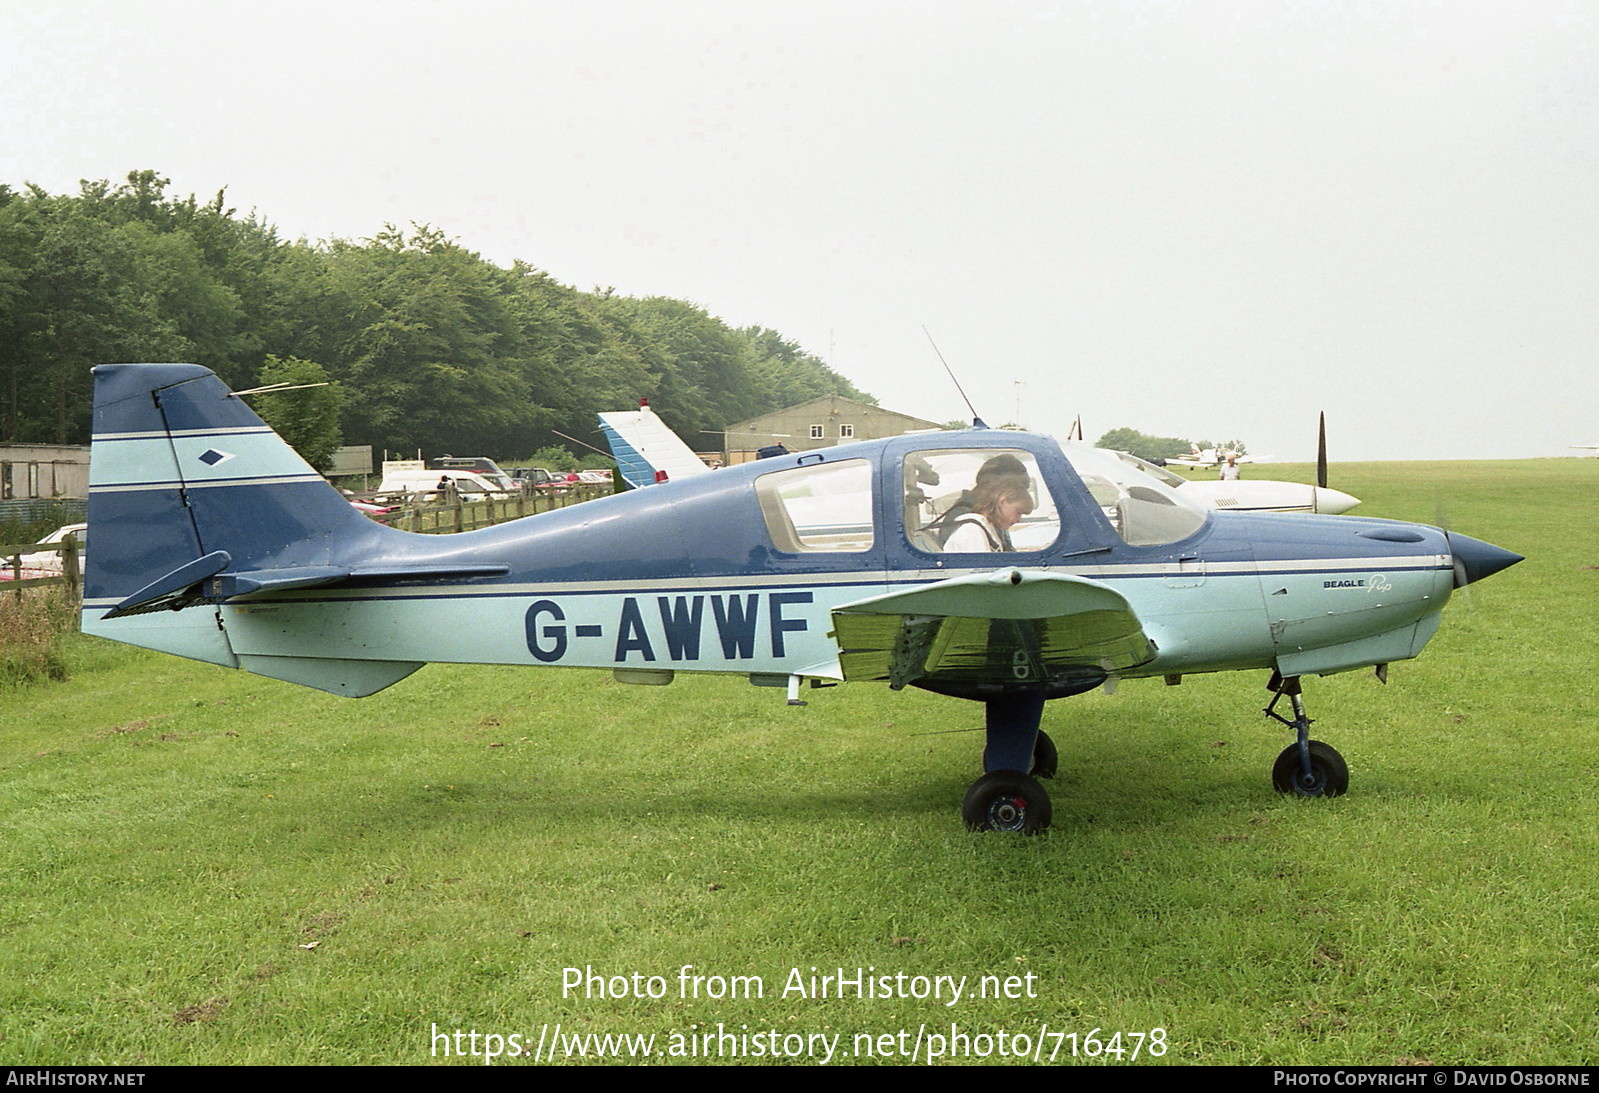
top-left (1060, 442), bottom-right (1209, 547)
top-left (752, 436), bottom-right (1210, 560)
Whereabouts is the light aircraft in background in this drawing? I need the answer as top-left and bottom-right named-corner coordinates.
top-left (1106, 413), bottom-right (1357, 515)
top-left (1166, 444), bottom-right (1276, 470)
top-left (1112, 453), bottom-right (1362, 517)
top-left (84, 364), bottom-right (1520, 834)
top-left (1106, 451), bottom-right (1359, 515)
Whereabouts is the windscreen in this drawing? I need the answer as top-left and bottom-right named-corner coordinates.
top-left (1062, 443), bottom-right (1209, 546)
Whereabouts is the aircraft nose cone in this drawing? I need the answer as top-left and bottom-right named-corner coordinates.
top-left (1313, 487), bottom-right (1361, 515)
top-left (1447, 532), bottom-right (1523, 588)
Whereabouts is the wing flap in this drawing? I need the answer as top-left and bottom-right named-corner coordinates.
top-left (831, 569), bottom-right (1153, 689)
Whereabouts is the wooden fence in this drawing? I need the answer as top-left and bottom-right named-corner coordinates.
top-left (387, 483), bottom-right (610, 533)
top-left (1, 537), bottom-right (81, 597)
top-left (3, 486), bottom-right (610, 598)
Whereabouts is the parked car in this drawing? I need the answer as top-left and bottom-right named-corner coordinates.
top-left (1, 523), bottom-right (86, 580)
top-left (425, 457), bottom-right (516, 491)
top-left (377, 461), bottom-right (513, 502)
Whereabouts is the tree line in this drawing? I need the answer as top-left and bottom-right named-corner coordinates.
top-left (1095, 427), bottom-right (1249, 462)
top-left (0, 171), bottom-right (872, 465)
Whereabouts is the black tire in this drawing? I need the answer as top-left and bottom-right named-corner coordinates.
top-left (1030, 730), bottom-right (1058, 779)
top-left (1271, 740), bottom-right (1349, 797)
top-left (961, 770), bottom-right (1052, 834)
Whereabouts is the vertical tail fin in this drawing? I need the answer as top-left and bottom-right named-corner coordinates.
top-left (84, 363), bottom-right (391, 678)
top-left (597, 402), bottom-right (712, 489)
top-left (87, 363), bottom-right (379, 604)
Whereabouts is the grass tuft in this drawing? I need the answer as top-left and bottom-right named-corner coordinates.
top-left (0, 589), bottom-right (77, 686)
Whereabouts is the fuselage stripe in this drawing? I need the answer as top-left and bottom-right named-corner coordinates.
top-left (77, 556), bottom-right (1452, 611)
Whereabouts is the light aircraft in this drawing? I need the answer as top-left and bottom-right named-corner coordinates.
top-left (84, 364), bottom-right (1521, 833)
top-left (1120, 413), bottom-right (1357, 514)
top-left (1166, 444), bottom-right (1274, 470)
top-left (1103, 451), bottom-right (1359, 515)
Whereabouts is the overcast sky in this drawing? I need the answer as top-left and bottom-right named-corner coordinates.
top-left (5, 0), bottom-right (1596, 460)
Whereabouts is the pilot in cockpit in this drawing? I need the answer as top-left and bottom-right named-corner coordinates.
top-left (926, 454), bottom-right (1030, 546)
top-left (941, 477), bottom-right (1035, 552)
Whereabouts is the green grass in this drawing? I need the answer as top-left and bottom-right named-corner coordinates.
top-left (0, 589), bottom-right (78, 686)
top-left (1, 459), bottom-right (1595, 1065)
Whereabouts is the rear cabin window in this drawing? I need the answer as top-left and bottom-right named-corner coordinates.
top-left (902, 448), bottom-right (1060, 554)
top-left (756, 459), bottom-right (874, 553)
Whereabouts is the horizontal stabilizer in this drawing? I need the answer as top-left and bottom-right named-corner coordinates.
top-left (211, 563), bottom-right (512, 598)
top-left (105, 551), bottom-right (233, 618)
top-left (831, 569), bottom-right (1154, 690)
top-left (212, 566), bottom-right (352, 598)
top-left (106, 557), bottom-right (512, 617)
top-left (347, 564), bottom-right (512, 582)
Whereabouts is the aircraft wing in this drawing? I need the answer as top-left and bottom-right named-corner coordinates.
top-left (830, 569), bottom-right (1154, 690)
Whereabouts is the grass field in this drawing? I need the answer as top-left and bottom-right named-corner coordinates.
top-left (1, 459), bottom-right (1595, 1066)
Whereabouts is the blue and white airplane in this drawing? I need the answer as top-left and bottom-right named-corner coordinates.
top-left (83, 364), bottom-right (1521, 833)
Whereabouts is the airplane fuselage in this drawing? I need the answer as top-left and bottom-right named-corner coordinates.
top-left (83, 364), bottom-right (1518, 830)
top-left (89, 429), bottom-right (1453, 692)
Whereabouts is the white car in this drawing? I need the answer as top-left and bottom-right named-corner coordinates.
top-left (2, 523), bottom-right (87, 579)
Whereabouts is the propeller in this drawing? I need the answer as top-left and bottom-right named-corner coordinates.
top-left (1316, 412), bottom-right (1328, 490)
top-left (1309, 412), bottom-right (1360, 514)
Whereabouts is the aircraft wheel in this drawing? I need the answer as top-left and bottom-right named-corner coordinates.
top-left (1271, 741), bottom-right (1349, 798)
top-left (1030, 730), bottom-right (1058, 780)
top-left (962, 770), bottom-right (1051, 834)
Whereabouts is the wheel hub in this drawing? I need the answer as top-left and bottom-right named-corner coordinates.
top-left (988, 795), bottom-right (1027, 831)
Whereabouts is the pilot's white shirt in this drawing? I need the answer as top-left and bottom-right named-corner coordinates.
top-left (943, 515), bottom-right (1005, 553)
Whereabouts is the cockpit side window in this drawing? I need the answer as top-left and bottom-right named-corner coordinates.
top-left (902, 448), bottom-right (1060, 554)
top-left (756, 459), bottom-right (874, 553)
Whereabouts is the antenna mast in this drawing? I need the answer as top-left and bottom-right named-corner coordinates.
top-left (923, 326), bottom-right (986, 428)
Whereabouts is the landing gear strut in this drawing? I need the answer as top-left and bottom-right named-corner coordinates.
top-left (962, 690), bottom-right (1053, 833)
top-left (1264, 673), bottom-right (1348, 797)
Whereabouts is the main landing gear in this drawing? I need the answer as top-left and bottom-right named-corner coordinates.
top-left (1264, 673), bottom-right (1349, 798)
top-left (958, 674), bottom-right (1351, 832)
top-left (962, 691), bottom-right (1056, 834)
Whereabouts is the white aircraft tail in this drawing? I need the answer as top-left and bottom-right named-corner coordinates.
top-left (597, 401), bottom-right (712, 488)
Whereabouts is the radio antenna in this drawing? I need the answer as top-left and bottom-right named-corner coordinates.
top-left (922, 326), bottom-right (988, 428)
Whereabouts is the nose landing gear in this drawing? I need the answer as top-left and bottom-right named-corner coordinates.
top-left (1264, 673), bottom-right (1349, 798)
